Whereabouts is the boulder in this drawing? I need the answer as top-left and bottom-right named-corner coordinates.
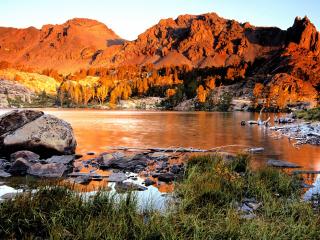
top-left (99, 153), bottom-right (148, 172)
top-left (8, 158), bottom-right (31, 176)
top-left (10, 150), bottom-right (40, 162)
top-left (0, 170), bottom-right (11, 178)
top-left (0, 110), bottom-right (43, 136)
top-left (0, 110), bottom-right (77, 156)
top-left (27, 163), bottom-right (67, 178)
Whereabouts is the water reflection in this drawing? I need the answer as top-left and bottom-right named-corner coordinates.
top-left (0, 109), bottom-right (319, 198)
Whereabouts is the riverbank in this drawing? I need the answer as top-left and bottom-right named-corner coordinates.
top-left (1, 154), bottom-right (320, 239)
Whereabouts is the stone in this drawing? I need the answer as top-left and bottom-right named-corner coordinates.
top-left (247, 147), bottom-right (264, 153)
top-left (27, 163), bottom-right (67, 178)
top-left (0, 169), bottom-right (11, 178)
top-left (144, 178), bottom-right (156, 186)
top-left (115, 182), bottom-right (147, 192)
top-left (0, 109), bottom-right (43, 136)
top-left (108, 172), bottom-right (128, 182)
top-left (8, 158), bottom-right (31, 176)
top-left (170, 164), bottom-right (182, 174)
top-left (0, 110), bottom-right (77, 156)
top-left (157, 172), bottom-right (175, 182)
top-left (99, 153), bottom-right (148, 172)
top-left (45, 155), bottom-right (75, 165)
top-left (267, 159), bottom-right (301, 168)
top-left (10, 150), bottom-right (40, 162)
top-left (74, 154), bottom-right (83, 159)
top-left (148, 152), bottom-right (169, 161)
top-left (68, 175), bottom-right (90, 184)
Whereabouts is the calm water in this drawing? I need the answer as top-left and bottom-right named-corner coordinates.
top-left (0, 109), bottom-right (319, 202)
top-left (38, 109), bottom-right (319, 170)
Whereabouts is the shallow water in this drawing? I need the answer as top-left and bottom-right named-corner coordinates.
top-left (0, 109), bottom-right (319, 201)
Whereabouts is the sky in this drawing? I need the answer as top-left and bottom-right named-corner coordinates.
top-left (0, 0), bottom-right (319, 40)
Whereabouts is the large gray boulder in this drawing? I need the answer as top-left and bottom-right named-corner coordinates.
top-left (0, 110), bottom-right (77, 156)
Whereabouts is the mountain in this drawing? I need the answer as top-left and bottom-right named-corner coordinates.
top-left (0, 13), bottom-right (319, 109)
top-left (94, 13), bottom-right (286, 68)
top-left (0, 18), bottom-right (124, 73)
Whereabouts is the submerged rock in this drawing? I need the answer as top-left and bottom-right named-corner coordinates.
top-left (115, 182), bottom-right (147, 192)
top-left (0, 110), bottom-right (77, 156)
top-left (267, 159), bottom-right (301, 168)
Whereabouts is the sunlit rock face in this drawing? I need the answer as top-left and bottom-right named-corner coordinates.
top-left (0, 13), bottom-right (319, 109)
top-left (0, 18), bottom-right (124, 73)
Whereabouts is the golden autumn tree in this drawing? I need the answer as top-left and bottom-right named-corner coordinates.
top-left (196, 85), bottom-right (207, 103)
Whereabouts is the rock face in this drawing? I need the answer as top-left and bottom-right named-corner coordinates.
top-left (0, 18), bottom-right (124, 73)
top-left (0, 110), bottom-right (77, 156)
top-left (0, 14), bottom-right (319, 109)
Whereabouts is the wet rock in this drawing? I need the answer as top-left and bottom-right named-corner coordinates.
top-left (108, 172), bottom-right (128, 182)
top-left (157, 172), bottom-right (175, 182)
top-left (0, 158), bottom-right (8, 169)
top-left (10, 150), bottom-right (40, 162)
top-left (148, 152), bottom-right (169, 161)
top-left (170, 164), bottom-right (182, 174)
top-left (144, 178), bottom-right (156, 186)
top-left (267, 159), bottom-right (301, 168)
top-left (247, 147), bottom-right (264, 153)
top-left (115, 182), bottom-right (147, 192)
top-left (27, 163), bottom-right (67, 178)
top-left (0, 169), bottom-right (11, 178)
top-left (99, 153), bottom-right (148, 172)
top-left (68, 175), bottom-right (90, 184)
top-left (8, 158), bottom-right (31, 176)
top-left (45, 155), bottom-right (75, 165)
top-left (0, 110), bottom-right (77, 156)
top-left (101, 152), bottom-right (125, 162)
top-left (74, 154), bottom-right (83, 159)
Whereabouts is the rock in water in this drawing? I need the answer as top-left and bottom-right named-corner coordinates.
top-left (27, 163), bottom-right (67, 178)
top-left (0, 110), bottom-right (77, 156)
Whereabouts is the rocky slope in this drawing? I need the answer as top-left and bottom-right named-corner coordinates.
top-left (0, 18), bottom-right (124, 73)
top-left (0, 13), bottom-right (319, 109)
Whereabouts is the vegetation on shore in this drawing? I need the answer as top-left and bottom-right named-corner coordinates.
top-left (294, 107), bottom-right (320, 121)
top-left (1, 154), bottom-right (319, 239)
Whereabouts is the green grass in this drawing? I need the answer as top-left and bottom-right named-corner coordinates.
top-left (294, 107), bottom-right (320, 121)
top-left (1, 154), bottom-right (320, 239)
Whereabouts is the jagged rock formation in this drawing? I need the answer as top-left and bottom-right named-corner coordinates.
top-left (0, 13), bottom-right (319, 109)
top-left (94, 13), bottom-right (287, 69)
